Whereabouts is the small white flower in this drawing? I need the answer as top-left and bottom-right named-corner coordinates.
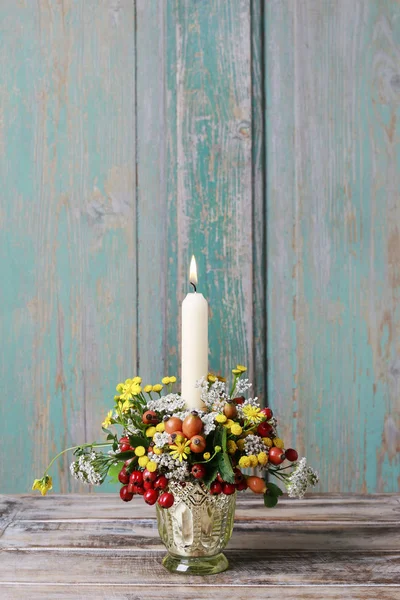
top-left (286, 457), bottom-right (319, 498)
top-left (153, 432), bottom-right (170, 448)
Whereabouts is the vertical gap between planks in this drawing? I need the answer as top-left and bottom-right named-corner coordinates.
top-left (134, 0), bottom-right (139, 376)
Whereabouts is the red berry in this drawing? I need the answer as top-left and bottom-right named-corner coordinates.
top-left (236, 479), bottom-right (248, 491)
top-left (142, 410), bottom-right (159, 425)
top-left (158, 492), bottom-right (174, 509)
top-left (143, 489), bottom-right (159, 505)
top-left (119, 485), bottom-right (133, 502)
top-left (216, 473), bottom-right (225, 484)
top-left (191, 464), bottom-right (206, 479)
top-left (232, 396), bottom-right (245, 405)
top-left (124, 458), bottom-right (135, 467)
top-left (285, 448), bottom-right (298, 462)
top-left (154, 475), bottom-right (169, 490)
top-left (119, 436), bottom-right (130, 445)
top-left (129, 471), bottom-right (144, 485)
top-left (143, 469), bottom-right (157, 483)
top-left (261, 407), bottom-right (273, 419)
top-left (222, 483), bottom-right (236, 495)
top-left (127, 483), bottom-right (136, 495)
top-left (269, 446), bottom-right (285, 465)
top-left (233, 468), bottom-right (244, 484)
top-left (257, 421), bottom-right (273, 437)
top-left (143, 480), bottom-right (154, 490)
top-left (120, 443), bottom-right (133, 453)
top-left (134, 485), bottom-right (145, 495)
top-left (210, 481), bottom-right (222, 495)
top-left (118, 467), bottom-right (130, 484)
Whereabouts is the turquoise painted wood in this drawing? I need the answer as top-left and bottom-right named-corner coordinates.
top-left (266, 0), bottom-right (400, 492)
top-left (0, 0), bottom-right (399, 495)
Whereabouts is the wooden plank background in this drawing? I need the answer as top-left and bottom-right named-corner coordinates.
top-left (0, 0), bottom-right (399, 494)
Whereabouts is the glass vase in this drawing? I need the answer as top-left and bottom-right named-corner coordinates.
top-left (156, 480), bottom-right (236, 575)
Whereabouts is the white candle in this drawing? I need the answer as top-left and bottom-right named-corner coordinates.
top-left (181, 256), bottom-right (208, 410)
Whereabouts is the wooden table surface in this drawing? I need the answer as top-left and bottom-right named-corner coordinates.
top-left (0, 493), bottom-right (399, 599)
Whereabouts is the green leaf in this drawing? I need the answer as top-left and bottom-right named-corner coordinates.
top-left (264, 493), bottom-right (278, 508)
top-left (266, 482), bottom-right (283, 497)
top-left (108, 461), bottom-right (124, 483)
top-left (217, 451), bottom-right (235, 484)
top-left (128, 435), bottom-right (148, 447)
top-left (114, 450), bottom-right (136, 460)
top-left (202, 458), bottom-right (220, 489)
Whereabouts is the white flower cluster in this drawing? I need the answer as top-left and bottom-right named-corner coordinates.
top-left (233, 378), bottom-right (252, 396)
top-left (69, 453), bottom-right (102, 485)
top-left (153, 432), bottom-right (170, 448)
top-left (124, 420), bottom-right (141, 436)
top-left (198, 411), bottom-right (218, 435)
top-left (151, 452), bottom-right (190, 480)
top-left (286, 458), bottom-right (319, 498)
top-left (147, 393), bottom-right (186, 415)
top-left (244, 434), bottom-right (267, 456)
top-left (196, 378), bottom-right (228, 412)
top-left (171, 410), bottom-right (190, 421)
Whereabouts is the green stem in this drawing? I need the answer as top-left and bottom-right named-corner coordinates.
top-left (229, 375), bottom-right (238, 398)
top-left (44, 442), bottom-right (112, 476)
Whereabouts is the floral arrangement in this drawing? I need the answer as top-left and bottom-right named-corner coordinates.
top-left (32, 365), bottom-right (319, 508)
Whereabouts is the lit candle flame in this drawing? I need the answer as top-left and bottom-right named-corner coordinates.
top-left (189, 255), bottom-right (198, 290)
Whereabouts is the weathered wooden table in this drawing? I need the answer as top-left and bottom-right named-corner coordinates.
top-left (0, 494), bottom-right (399, 599)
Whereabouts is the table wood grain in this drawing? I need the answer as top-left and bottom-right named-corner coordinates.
top-left (0, 494), bottom-right (399, 599)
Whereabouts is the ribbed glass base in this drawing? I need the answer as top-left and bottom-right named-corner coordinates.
top-left (162, 551), bottom-right (229, 575)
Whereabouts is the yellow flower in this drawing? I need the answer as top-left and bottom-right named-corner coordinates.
top-left (203, 452), bottom-right (211, 460)
top-left (152, 384), bottom-right (163, 393)
top-left (169, 376), bottom-right (177, 383)
top-left (262, 437), bottom-right (273, 448)
top-left (144, 385), bottom-right (153, 393)
top-left (169, 439), bottom-right (191, 462)
top-left (214, 445), bottom-right (222, 453)
top-left (146, 461), bottom-right (157, 472)
top-left (32, 476), bottom-right (53, 496)
top-left (207, 373), bottom-right (217, 383)
top-left (224, 419), bottom-right (235, 429)
top-left (238, 456), bottom-right (251, 469)
top-left (217, 375), bottom-right (226, 382)
top-left (249, 454), bottom-right (258, 467)
top-left (232, 369), bottom-right (241, 375)
top-left (146, 426), bottom-right (157, 438)
top-left (119, 399), bottom-right (133, 413)
top-left (162, 377), bottom-right (171, 385)
top-left (273, 438), bottom-right (284, 449)
top-left (138, 456), bottom-right (149, 468)
top-left (133, 377), bottom-right (142, 384)
top-left (135, 446), bottom-right (146, 457)
top-left (242, 405), bottom-right (263, 424)
top-left (258, 451), bottom-right (268, 466)
top-left (230, 423), bottom-right (243, 436)
top-left (227, 440), bottom-right (238, 454)
top-left (119, 380), bottom-right (142, 401)
top-left (153, 447), bottom-right (163, 455)
top-left (215, 414), bottom-right (227, 424)
top-left (155, 422), bottom-right (165, 432)
top-left (237, 438), bottom-right (245, 451)
top-left (102, 410), bottom-right (113, 428)
top-left (236, 365), bottom-right (247, 373)
top-left (116, 383), bottom-right (124, 393)
top-left (114, 395), bottom-right (120, 401)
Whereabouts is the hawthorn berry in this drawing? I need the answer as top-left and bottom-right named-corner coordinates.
top-left (191, 464), bottom-right (206, 479)
top-left (210, 481), bottom-right (222, 495)
top-left (118, 467), bottom-right (130, 485)
top-left (154, 475), bottom-right (169, 490)
top-left (261, 407), bottom-right (273, 419)
top-left (236, 479), bottom-right (248, 491)
top-left (257, 422), bottom-right (273, 437)
top-left (120, 485), bottom-right (134, 502)
top-left (222, 483), bottom-right (236, 495)
top-left (143, 488), bottom-right (159, 505)
top-left (142, 410), bottom-right (159, 425)
top-left (285, 448), bottom-right (298, 462)
top-left (143, 469), bottom-right (157, 483)
top-left (129, 471), bottom-right (144, 485)
top-left (158, 492), bottom-right (174, 509)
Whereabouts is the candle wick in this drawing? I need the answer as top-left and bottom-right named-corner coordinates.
top-left (190, 282), bottom-right (197, 293)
